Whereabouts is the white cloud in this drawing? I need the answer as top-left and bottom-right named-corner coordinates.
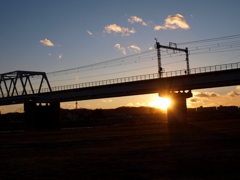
top-left (154, 14), bottom-right (190, 31)
top-left (40, 38), bottom-right (54, 46)
top-left (87, 30), bottom-right (93, 35)
top-left (58, 54), bottom-right (62, 59)
top-left (188, 89), bottom-right (240, 108)
top-left (128, 45), bottom-right (141, 53)
top-left (227, 91), bottom-right (240, 97)
top-left (104, 24), bottom-right (136, 36)
top-left (48, 53), bottom-right (51, 56)
top-left (194, 92), bottom-right (219, 98)
top-left (128, 16), bottom-right (147, 26)
top-left (115, 44), bottom-right (126, 55)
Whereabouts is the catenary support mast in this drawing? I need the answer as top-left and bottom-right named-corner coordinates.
top-left (155, 39), bottom-right (190, 77)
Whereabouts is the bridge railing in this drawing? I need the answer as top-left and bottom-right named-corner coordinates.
top-left (2, 62), bottom-right (240, 97)
top-left (164, 62), bottom-right (240, 77)
top-left (49, 73), bottom-right (160, 92)
top-left (189, 63), bottom-right (240, 74)
top-left (49, 62), bottom-right (240, 92)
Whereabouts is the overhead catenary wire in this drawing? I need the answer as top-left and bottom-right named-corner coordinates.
top-left (27, 34), bottom-right (240, 87)
top-left (177, 34), bottom-right (240, 45)
top-left (46, 51), bottom-right (185, 78)
top-left (27, 33), bottom-right (240, 79)
top-left (47, 59), bottom-right (186, 83)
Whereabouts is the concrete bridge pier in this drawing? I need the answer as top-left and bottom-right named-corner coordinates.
top-left (24, 102), bottom-right (60, 131)
top-left (160, 91), bottom-right (192, 124)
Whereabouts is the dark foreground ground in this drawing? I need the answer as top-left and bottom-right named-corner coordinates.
top-left (1, 119), bottom-right (240, 179)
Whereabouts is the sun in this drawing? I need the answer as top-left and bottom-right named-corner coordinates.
top-left (152, 97), bottom-right (171, 110)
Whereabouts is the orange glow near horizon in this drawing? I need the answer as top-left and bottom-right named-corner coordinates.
top-left (152, 97), bottom-right (171, 110)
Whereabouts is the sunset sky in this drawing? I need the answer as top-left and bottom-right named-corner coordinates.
top-left (1, 0), bottom-right (240, 113)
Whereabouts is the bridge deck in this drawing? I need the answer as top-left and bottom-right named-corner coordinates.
top-left (1, 64), bottom-right (240, 105)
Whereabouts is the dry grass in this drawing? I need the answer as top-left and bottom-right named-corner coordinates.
top-left (1, 119), bottom-right (240, 179)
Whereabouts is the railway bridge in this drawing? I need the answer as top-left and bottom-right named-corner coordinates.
top-left (1, 62), bottom-right (240, 130)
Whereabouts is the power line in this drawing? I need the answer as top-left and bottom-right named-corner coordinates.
top-left (48, 59), bottom-right (185, 83)
top-left (40, 34), bottom-right (240, 84)
top-left (177, 34), bottom-right (240, 45)
top-left (220, 54), bottom-right (240, 64)
top-left (12, 34), bottom-right (240, 92)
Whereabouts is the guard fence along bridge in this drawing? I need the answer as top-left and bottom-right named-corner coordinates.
top-left (1, 39), bottom-right (240, 130)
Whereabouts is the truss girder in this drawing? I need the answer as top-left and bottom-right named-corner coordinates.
top-left (0, 71), bottom-right (52, 98)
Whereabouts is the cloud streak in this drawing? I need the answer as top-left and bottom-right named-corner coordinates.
top-left (154, 14), bottom-right (190, 31)
top-left (189, 98), bottom-right (198, 103)
top-left (188, 89), bottom-right (240, 108)
top-left (87, 30), bottom-right (93, 35)
top-left (40, 38), bottom-right (54, 46)
top-left (58, 54), bottom-right (62, 59)
top-left (194, 92), bottom-right (219, 98)
top-left (227, 91), bottom-right (240, 97)
top-left (128, 16), bottom-right (147, 26)
top-left (104, 24), bottom-right (136, 36)
top-left (115, 44), bottom-right (126, 55)
top-left (128, 45), bottom-right (141, 53)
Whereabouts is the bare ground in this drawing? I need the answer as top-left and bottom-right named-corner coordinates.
top-left (1, 119), bottom-right (240, 179)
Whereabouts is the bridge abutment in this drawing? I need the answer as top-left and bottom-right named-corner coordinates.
top-left (160, 91), bottom-right (192, 124)
top-left (24, 102), bottom-right (60, 131)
